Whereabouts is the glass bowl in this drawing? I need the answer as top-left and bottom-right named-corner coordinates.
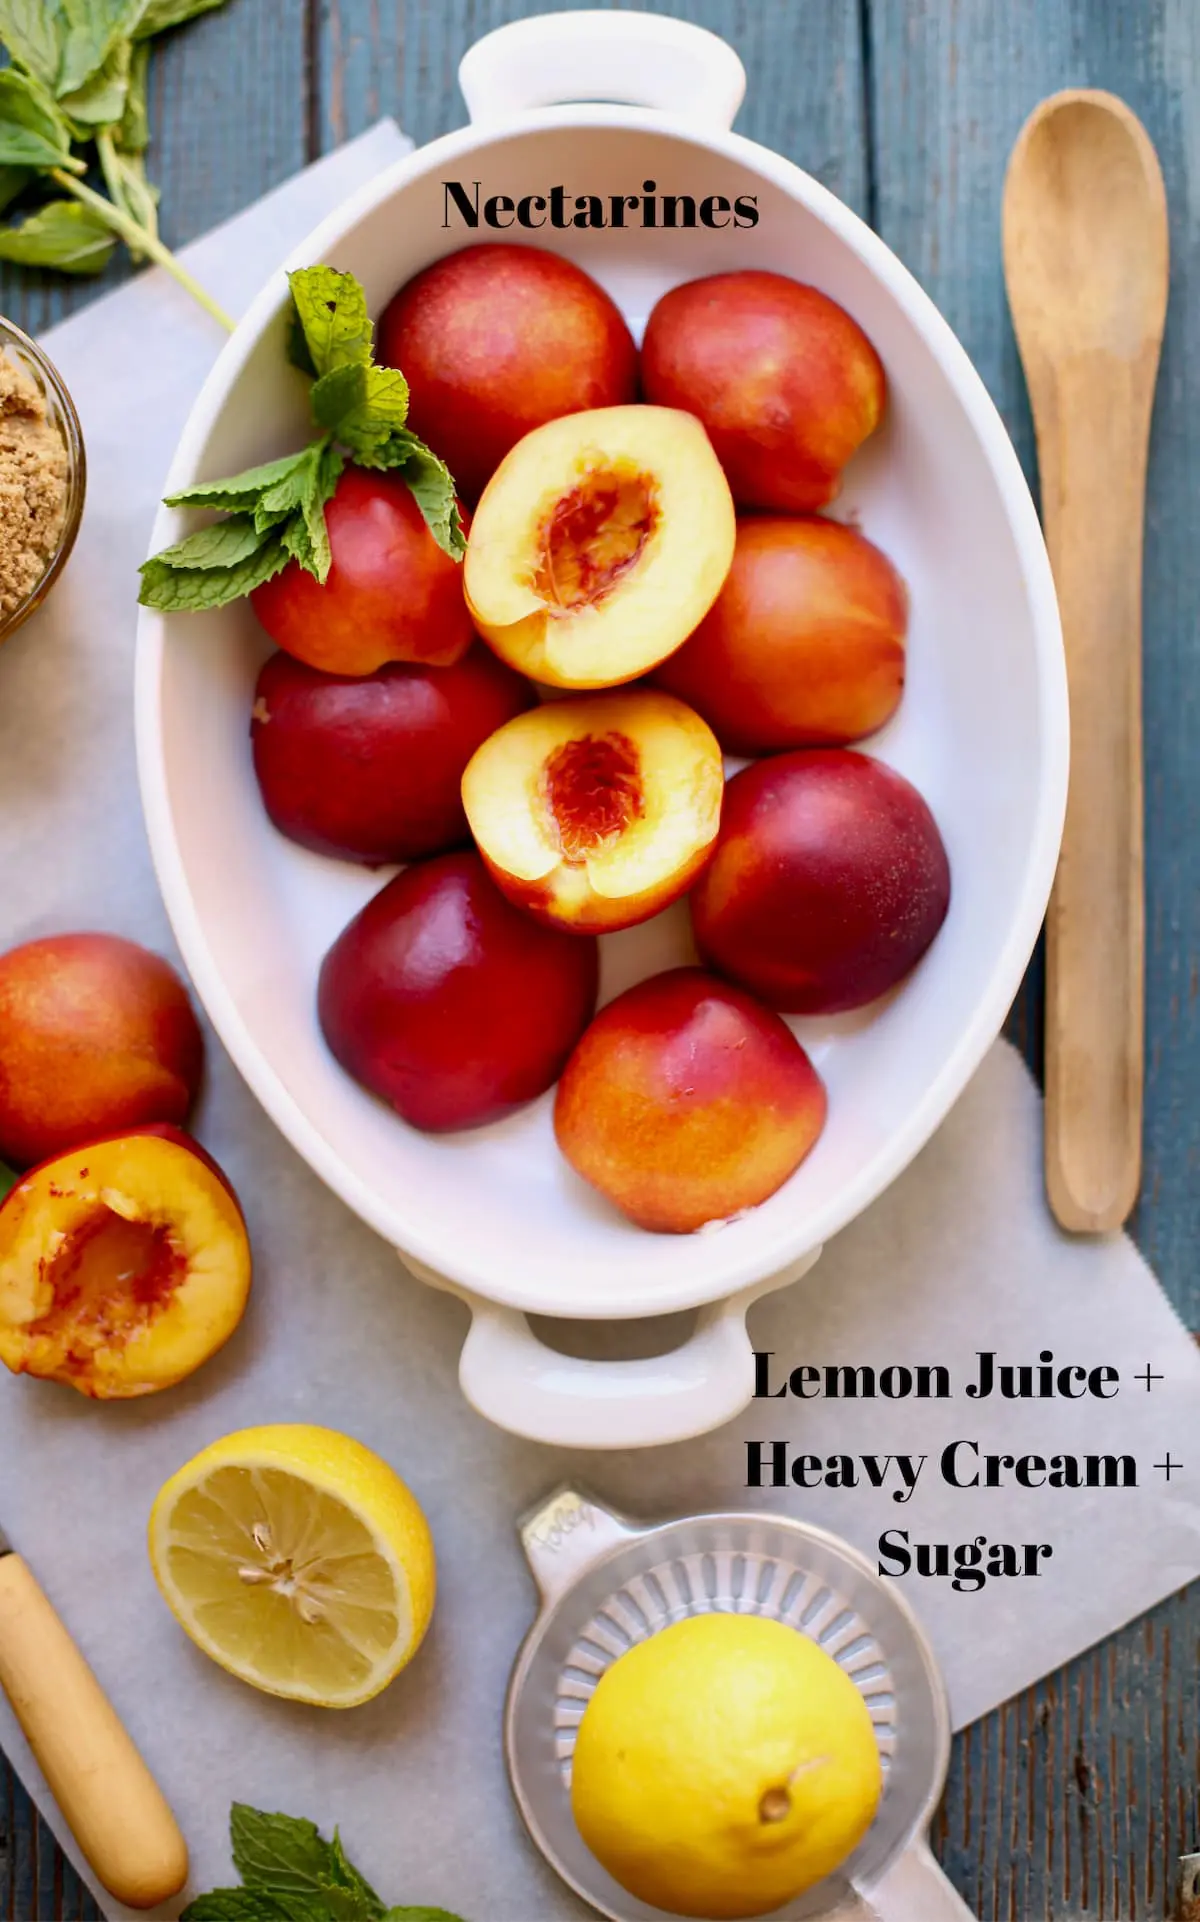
top-left (0, 317), bottom-right (86, 644)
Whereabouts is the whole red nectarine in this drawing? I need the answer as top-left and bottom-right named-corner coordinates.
top-left (654, 515), bottom-right (908, 751)
top-left (252, 645), bottom-right (534, 866)
top-left (0, 934), bottom-right (204, 1168)
top-left (379, 244), bottom-right (639, 501)
top-left (250, 467), bottom-right (473, 677)
top-left (691, 750), bottom-right (951, 1013)
top-left (641, 270), bottom-right (885, 511)
top-left (318, 851), bottom-right (599, 1132)
top-left (554, 967), bottom-right (826, 1233)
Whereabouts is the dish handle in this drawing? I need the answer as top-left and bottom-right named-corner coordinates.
top-left (458, 10), bottom-right (747, 130)
top-left (401, 1249), bottom-right (821, 1449)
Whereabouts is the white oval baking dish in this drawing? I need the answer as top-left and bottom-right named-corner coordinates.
top-left (136, 10), bottom-right (1068, 1451)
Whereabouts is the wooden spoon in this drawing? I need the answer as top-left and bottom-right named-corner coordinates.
top-left (1003, 90), bottom-right (1169, 1233)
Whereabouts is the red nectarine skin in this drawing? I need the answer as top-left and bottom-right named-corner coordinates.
top-left (250, 467), bottom-right (474, 677)
top-left (691, 751), bottom-right (951, 1014)
top-left (318, 850), bottom-right (599, 1132)
top-left (378, 244), bottom-right (639, 501)
top-left (0, 934), bottom-right (204, 1169)
top-left (653, 515), bottom-right (908, 752)
top-left (641, 271), bottom-right (886, 511)
top-left (554, 967), bottom-right (827, 1233)
top-left (251, 645), bottom-right (534, 866)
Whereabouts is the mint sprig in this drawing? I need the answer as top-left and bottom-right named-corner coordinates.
top-left (139, 266), bottom-right (465, 613)
top-left (182, 1804), bottom-right (467, 1922)
top-left (0, 1), bottom-right (236, 318)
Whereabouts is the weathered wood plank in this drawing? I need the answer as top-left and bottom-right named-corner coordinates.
top-left (314, 0), bottom-right (869, 216)
top-left (868, 1), bottom-right (1200, 1913)
top-left (0, 0), bottom-right (312, 336)
top-left (866, 0), bottom-right (1200, 1327)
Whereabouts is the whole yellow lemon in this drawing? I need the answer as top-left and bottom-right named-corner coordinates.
top-left (570, 1613), bottom-right (882, 1919)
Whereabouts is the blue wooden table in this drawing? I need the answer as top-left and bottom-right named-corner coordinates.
top-left (1, 3), bottom-right (1197, 1917)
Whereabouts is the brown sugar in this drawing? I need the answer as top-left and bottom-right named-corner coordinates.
top-left (0, 350), bottom-right (68, 619)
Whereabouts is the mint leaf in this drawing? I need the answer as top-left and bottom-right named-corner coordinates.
top-left (329, 1833), bottom-right (383, 1918)
top-left (58, 33), bottom-right (130, 123)
top-left (383, 1910), bottom-right (468, 1921)
top-left (57, 0), bottom-right (145, 97)
top-left (288, 265), bottom-right (373, 378)
top-left (310, 361), bottom-right (409, 453)
top-left (138, 533), bottom-right (287, 611)
top-left (183, 1892), bottom-right (289, 1922)
top-left (361, 429), bottom-right (465, 560)
top-left (152, 515), bottom-right (269, 571)
top-left (0, 1), bottom-right (66, 87)
top-left (0, 1162), bottom-right (18, 1204)
top-left (316, 1883), bottom-right (376, 1922)
top-left (0, 165), bottom-right (35, 215)
top-left (0, 69), bottom-right (75, 167)
top-left (116, 32), bottom-right (148, 147)
top-left (164, 449), bottom-right (314, 514)
top-left (230, 1806), bottom-right (340, 1902)
top-left (0, 198), bottom-right (117, 273)
top-left (134, 0), bottom-right (226, 34)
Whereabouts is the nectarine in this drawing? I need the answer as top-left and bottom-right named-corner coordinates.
top-left (0, 1126), bottom-right (252, 1398)
top-left (554, 968), bottom-right (826, 1233)
top-left (378, 244), bottom-right (638, 501)
top-left (0, 934), bottom-right (204, 1169)
top-left (251, 645), bottom-right (534, 866)
top-left (641, 271), bottom-right (886, 511)
top-left (250, 467), bottom-right (473, 677)
top-left (691, 751), bottom-right (951, 1013)
top-left (461, 689), bottom-right (723, 933)
top-left (318, 850), bottom-right (598, 1132)
top-left (464, 406), bottom-right (735, 688)
top-left (654, 515), bottom-right (908, 751)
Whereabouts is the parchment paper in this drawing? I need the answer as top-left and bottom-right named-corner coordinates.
top-left (0, 126), bottom-right (1198, 1922)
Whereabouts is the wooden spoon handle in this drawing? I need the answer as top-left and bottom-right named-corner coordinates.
top-left (0, 1553), bottom-right (188, 1910)
top-left (1040, 352), bottom-right (1148, 1232)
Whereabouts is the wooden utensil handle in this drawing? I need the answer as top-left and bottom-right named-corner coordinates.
top-left (1040, 353), bottom-right (1149, 1232)
top-left (0, 1553), bottom-right (188, 1910)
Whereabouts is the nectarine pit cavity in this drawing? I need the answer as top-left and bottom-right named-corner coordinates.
top-left (31, 1204), bottom-right (186, 1367)
top-left (535, 464), bottom-right (658, 610)
top-left (541, 731), bottom-right (644, 862)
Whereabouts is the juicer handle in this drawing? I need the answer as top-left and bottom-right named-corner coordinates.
top-left (856, 1839), bottom-right (978, 1920)
top-left (404, 1250), bottom-right (821, 1449)
top-left (459, 10), bottom-right (747, 130)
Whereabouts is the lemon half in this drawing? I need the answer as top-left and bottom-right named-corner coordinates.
top-left (571, 1612), bottom-right (883, 1919)
top-left (148, 1424), bottom-right (435, 1708)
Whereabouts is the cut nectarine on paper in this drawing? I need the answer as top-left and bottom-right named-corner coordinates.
top-left (462, 689), bottom-right (724, 934)
top-left (463, 406), bottom-right (736, 688)
top-left (0, 1126), bottom-right (251, 1399)
top-left (554, 968), bottom-right (826, 1234)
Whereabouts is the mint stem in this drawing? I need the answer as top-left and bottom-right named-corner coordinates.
top-left (49, 166), bottom-right (235, 331)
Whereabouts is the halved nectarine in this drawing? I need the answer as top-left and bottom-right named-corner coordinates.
top-left (463, 405), bottom-right (736, 688)
top-left (554, 968), bottom-right (826, 1233)
top-left (0, 1126), bottom-right (252, 1399)
top-left (462, 689), bottom-right (724, 934)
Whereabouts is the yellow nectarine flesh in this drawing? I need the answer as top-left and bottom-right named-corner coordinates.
top-left (0, 1129), bottom-right (251, 1398)
top-left (463, 406), bottom-right (735, 688)
top-left (462, 690), bottom-right (724, 933)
